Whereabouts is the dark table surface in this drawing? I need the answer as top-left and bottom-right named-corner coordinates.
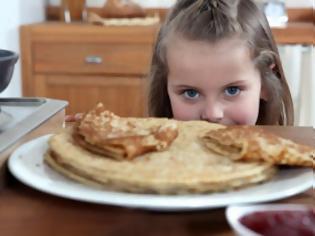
top-left (0, 123), bottom-right (314, 236)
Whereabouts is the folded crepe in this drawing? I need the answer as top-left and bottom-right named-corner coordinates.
top-left (202, 126), bottom-right (315, 168)
top-left (75, 103), bottom-right (179, 160)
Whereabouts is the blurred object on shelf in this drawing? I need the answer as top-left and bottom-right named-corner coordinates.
top-left (46, 3), bottom-right (312, 23)
top-left (102, 0), bottom-right (145, 18)
top-left (263, 0), bottom-right (288, 27)
top-left (87, 12), bottom-right (159, 26)
top-left (60, 0), bottom-right (87, 22)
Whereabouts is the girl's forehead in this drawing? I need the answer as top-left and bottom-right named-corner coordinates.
top-left (166, 35), bottom-right (260, 87)
top-left (165, 33), bottom-right (249, 56)
top-left (166, 36), bottom-right (252, 68)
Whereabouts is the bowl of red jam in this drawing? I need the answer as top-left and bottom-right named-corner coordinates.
top-left (226, 204), bottom-right (315, 236)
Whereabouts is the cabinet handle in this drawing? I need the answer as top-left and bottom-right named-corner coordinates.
top-left (85, 55), bottom-right (103, 64)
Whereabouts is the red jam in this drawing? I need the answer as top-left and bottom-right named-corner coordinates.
top-left (240, 209), bottom-right (315, 236)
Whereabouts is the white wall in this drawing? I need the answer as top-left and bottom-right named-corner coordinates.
top-left (0, 0), bottom-right (46, 97)
top-left (279, 46), bottom-right (315, 126)
top-left (285, 0), bottom-right (313, 8)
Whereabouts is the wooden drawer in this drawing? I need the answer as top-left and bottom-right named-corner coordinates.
top-left (33, 42), bottom-right (153, 75)
top-left (34, 74), bottom-right (147, 116)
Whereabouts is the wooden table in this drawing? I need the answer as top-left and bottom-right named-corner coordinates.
top-left (0, 116), bottom-right (314, 236)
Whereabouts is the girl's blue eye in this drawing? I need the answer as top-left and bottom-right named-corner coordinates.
top-left (183, 89), bottom-right (200, 99)
top-left (225, 86), bottom-right (240, 96)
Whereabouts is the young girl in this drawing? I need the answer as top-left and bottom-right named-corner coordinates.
top-left (148, 0), bottom-right (294, 125)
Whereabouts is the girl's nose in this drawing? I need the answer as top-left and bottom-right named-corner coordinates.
top-left (200, 103), bottom-right (224, 123)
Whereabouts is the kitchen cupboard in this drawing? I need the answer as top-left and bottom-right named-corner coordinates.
top-left (20, 23), bottom-right (159, 116)
top-left (21, 19), bottom-right (314, 121)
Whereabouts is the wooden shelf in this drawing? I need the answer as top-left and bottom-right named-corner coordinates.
top-left (46, 6), bottom-right (314, 45)
top-left (272, 22), bottom-right (314, 45)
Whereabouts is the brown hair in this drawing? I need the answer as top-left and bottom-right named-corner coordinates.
top-left (148, 0), bottom-right (294, 125)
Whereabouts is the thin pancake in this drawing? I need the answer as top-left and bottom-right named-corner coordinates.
top-left (45, 121), bottom-right (276, 194)
top-left (202, 126), bottom-right (315, 168)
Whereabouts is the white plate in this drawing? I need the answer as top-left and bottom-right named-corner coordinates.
top-left (8, 135), bottom-right (313, 211)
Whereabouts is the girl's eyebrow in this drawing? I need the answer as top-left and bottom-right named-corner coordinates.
top-left (170, 80), bottom-right (249, 89)
top-left (224, 80), bottom-right (248, 86)
top-left (172, 84), bottom-right (199, 90)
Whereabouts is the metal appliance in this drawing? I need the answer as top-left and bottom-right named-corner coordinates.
top-left (0, 98), bottom-right (67, 153)
top-left (0, 49), bottom-right (68, 154)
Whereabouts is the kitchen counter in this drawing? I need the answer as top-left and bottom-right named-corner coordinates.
top-left (0, 119), bottom-right (314, 236)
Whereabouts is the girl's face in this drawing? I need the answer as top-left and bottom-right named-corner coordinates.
top-left (166, 36), bottom-right (263, 125)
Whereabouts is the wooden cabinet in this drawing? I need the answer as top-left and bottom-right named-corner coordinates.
top-left (20, 23), bottom-right (159, 116)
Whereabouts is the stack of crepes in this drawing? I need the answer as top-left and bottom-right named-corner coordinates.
top-left (45, 103), bottom-right (314, 194)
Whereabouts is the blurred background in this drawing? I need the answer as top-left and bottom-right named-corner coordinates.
top-left (0, 0), bottom-right (314, 126)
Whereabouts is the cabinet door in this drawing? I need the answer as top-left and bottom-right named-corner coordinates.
top-left (34, 74), bottom-right (147, 117)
